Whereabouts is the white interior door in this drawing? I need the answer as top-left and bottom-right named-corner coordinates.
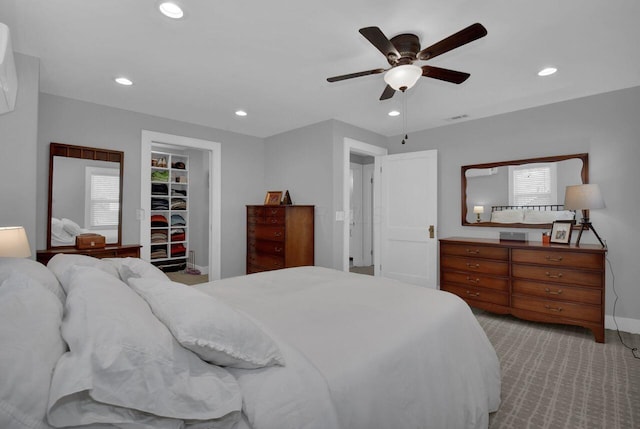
top-left (349, 163), bottom-right (364, 266)
top-left (362, 163), bottom-right (374, 266)
top-left (375, 150), bottom-right (438, 288)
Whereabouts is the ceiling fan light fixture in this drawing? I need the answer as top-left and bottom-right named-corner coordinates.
top-left (384, 64), bottom-right (422, 91)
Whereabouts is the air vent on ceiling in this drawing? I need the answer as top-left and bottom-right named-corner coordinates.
top-left (446, 114), bottom-right (469, 121)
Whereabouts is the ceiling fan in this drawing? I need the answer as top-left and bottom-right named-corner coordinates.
top-left (327, 23), bottom-right (487, 100)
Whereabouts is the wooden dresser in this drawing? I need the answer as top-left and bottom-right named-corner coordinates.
top-left (440, 237), bottom-right (606, 342)
top-left (36, 245), bottom-right (142, 265)
top-left (246, 205), bottom-right (314, 274)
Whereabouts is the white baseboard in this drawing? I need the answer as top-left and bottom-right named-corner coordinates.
top-left (605, 315), bottom-right (640, 334)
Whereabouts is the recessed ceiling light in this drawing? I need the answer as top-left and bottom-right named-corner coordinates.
top-left (159, 2), bottom-right (184, 19)
top-left (388, 110), bottom-right (400, 117)
top-left (235, 110), bottom-right (247, 117)
top-left (538, 67), bottom-right (557, 77)
top-left (115, 77), bottom-right (133, 86)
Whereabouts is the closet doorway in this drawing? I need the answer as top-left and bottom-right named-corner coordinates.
top-left (140, 131), bottom-right (221, 281)
top-left (349, 156), bottom-right (374, 274)
top-left (342, 138), bottom-right (388, 274)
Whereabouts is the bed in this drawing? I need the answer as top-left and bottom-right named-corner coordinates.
top-left (0, 255), bottom-right (501, 429)
top-left (489, 204), bottom-right (575, 224)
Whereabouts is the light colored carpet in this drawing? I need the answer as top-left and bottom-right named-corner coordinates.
top-left (474, 309), bottom-right (640, 429)
top-left (166, 272), bottom-right (209, 285)
top-left (350, 265), bottom-right (374, 276)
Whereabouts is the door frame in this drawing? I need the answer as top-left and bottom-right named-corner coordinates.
top-left (140, 130), bottom-right (222, 280)
top-left (342, 138), bottom-right (387, 272)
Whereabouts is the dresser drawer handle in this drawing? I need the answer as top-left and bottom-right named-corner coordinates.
top-left (270, 218), bottom-right (278, 224)
top-left (274, 247), bottom-right (283, 252)
top-left (544, 305), bottom-right (563, 312)
top-left (466, 276), bottom-right (480, 284)
top-left (545, 256), bottom-right (563, 262)
top-left (274, 232), bottom-right (282, 237)
top-left (545, 272), bottom-right (563, 279)
top-left (465, 290), bottom-right (480, 297)
top-left (466, 249), bottom-right (480, 254)
top-left (270, 209), bottom-right (279, 215)
top-left (466, 263), bottom-right (480, 269)
top-left (544, 288), bottom-right (563, 295)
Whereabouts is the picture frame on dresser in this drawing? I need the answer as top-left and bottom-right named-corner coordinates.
top-left (264, 191), bottom-right (282, 205)
top-left (550, 220), bottom-right (574, 244)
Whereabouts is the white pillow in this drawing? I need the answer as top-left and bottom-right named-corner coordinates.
top-left (61, 218), bottom-right (83, 236)
top-left (0, 273), bottom-right (66, 429)
top-left (47, 253), bottom-right (120, 291)
top-left (129, 277), bottom-right (285, 369)
top-left (51, 217), bottom-right (64, 236)
top-left (523, 209), bottom-right (575, 224)
top-left (47, 266), bottom-right (241, 427)
top-left (104, 257), bottom-right (169, 282)
top-left (0, 257), bottom-right (66, 304)
top-left (490, 209), bottom-right (524, 223)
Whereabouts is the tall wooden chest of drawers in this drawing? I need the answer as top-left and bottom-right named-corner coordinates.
top-left (246, 205), bottom-right (314, 274)
top-left (440, 237), bottom-right (606, 342)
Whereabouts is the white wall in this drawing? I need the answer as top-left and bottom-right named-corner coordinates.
top-left (386, 86), bottom-right (640, 323)
top-left (0, 53), bottom-right (39, 254)
top-left (36, 93), bottom-right (265, 278)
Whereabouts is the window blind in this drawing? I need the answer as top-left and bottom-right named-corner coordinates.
top-left (511, 166), bottom-right (553, 206)
top-left (89, 173), bottom-right (120, 227)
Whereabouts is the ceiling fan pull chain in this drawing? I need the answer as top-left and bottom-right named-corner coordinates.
top-left (401, 91), bottom-right (408, 144)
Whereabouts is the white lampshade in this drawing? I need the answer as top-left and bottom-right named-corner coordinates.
top-left (473, 205), bottom-right (485, 214)
top-left (564, 184), bottom-right (605, 210)
top-left (384, 64), bottom-right (423, 91)
top-left (0, 226), bottom-right (31, 258)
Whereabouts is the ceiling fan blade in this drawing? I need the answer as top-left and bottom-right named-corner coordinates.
top-left (327, 68), bottom-right (386, 83)
top-left (379, 85), bottom-right (395, 100)
top-left (422, 65), bottom-right (470, 84)
top-left (417, 23), bottom-right (487, 61)
top-left (359, 27), bottom-right (401, 61)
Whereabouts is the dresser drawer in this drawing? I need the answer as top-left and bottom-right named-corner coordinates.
top-left (247, 225), bottom-right (285, 241)
top-left (512, 264), bottom-right (602, 287)
top-left (247, 206), bottom-right (265, 217)
top-left (512, 295), bottom-right (601, 323)
top-left (441, 256), bottom-right (509, 276)
top-left (442, 284), bottom-right (509, 306)
top-left (441, 270), bottom-right (509, 292)
top-left (440, 243), bottom-right (508, 261)
top-left (512, 248), bottom-right (603, 270)
top-left (248, 216), bottom-right (285, 225)
top-left (250, 240), bottom-right (285, 256)
top-left (247, 253), bottom-right (285, 270)
top-left (512, 280), bottom-right (601, 305)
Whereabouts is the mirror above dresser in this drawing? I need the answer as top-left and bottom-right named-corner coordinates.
top-left (47, 142), bottom-right (124, 248)
top-left (461, 153), bottom-right (589, 229)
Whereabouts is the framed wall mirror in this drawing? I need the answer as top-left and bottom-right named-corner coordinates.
top-left (461, 153), bottom-right (589, 229)
top-left (47, 142), bottom-right (124, 248)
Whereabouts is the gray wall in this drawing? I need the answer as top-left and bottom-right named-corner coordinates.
top-left (36, 93), bottom-right (265, 278)
top-left (264, 119), bottom-right (387, 270)
top-left (386, 86), bottom-right (640, 321)
top-left (0, 53), bottom-right (39, 253)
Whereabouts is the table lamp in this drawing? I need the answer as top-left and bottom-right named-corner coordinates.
top-left (473, 205), bottom-right (484, 223)
top-left (563, 184), bottom-right (606, 247)
top-left (0, 226), bottom-right (32, 257)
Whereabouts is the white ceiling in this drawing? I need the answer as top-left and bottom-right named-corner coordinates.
top-left (2, 0), bottom-right (640, 138)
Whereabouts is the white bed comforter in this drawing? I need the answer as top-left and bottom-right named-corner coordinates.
top-left (196, 266), bottom-right (501, 429)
